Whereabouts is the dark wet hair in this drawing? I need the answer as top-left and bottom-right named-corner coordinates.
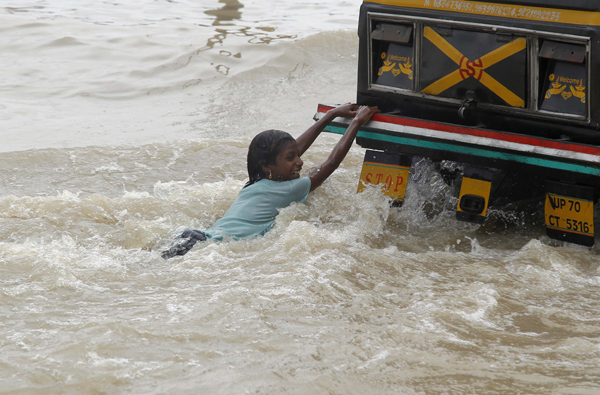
top-left (245, 129), bottom-right (295, 188)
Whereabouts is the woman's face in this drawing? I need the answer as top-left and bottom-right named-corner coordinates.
top-left (264, 140), bottom-right (303, 181)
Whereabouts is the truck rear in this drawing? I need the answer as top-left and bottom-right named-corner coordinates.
top-left (316, 0), bottom-right (600, 246)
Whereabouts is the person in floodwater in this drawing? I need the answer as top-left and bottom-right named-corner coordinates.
top-left (161, 103), bottom-right (379, 259)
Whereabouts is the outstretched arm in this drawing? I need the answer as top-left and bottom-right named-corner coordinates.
top-left (296, 103), bottom-right (359, 156)
top-left (308, 105), bottom-right (379, 192)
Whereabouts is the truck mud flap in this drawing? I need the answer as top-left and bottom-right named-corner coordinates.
top-left (456, 166), bottom-right (495, 224)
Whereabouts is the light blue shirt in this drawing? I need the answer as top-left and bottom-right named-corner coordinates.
top-left (205, 177), bottom-right (311, 241)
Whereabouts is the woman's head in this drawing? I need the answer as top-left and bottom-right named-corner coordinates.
top-left (246, 129), bottom-right (299, 187)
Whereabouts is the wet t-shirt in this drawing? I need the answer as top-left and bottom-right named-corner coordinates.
top-left (205, 177), bottom-right (311, 241)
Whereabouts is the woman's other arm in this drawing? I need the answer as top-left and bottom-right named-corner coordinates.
top-left (308, 105), bottom-right (379, 191)
top-left (295, 103), bottom-right (358, 156)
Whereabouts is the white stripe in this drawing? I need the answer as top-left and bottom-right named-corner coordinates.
top-left (316, 112), bottom-right (600, 165)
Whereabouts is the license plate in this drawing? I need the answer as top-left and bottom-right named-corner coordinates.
top-left (545, 193), bottom-right (594, 239)
top-left (357, 150), bottom-right (412, 206)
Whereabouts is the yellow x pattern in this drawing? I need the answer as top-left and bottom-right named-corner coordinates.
top-left (421, 27), bottom-right (527, 108)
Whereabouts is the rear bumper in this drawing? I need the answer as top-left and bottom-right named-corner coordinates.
top-left (316, 104), bottom-right (600, 188)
